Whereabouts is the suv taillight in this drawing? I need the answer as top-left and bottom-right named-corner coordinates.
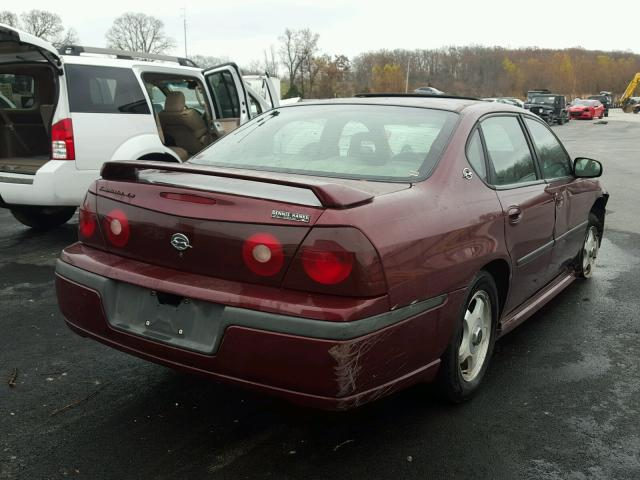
top-left (51, 118), bottom-right (75, 160)
top-left (283, 227), bottom-right (387, 297)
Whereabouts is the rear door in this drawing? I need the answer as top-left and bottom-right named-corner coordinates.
top-left (64, 63), bottom-right (157, 169)
top-left (479, 114), bottom-right (556, 313)
top-left (203, 63), bottom-right (250, 133)
top-left (0, 24), bottom-right (60, 69)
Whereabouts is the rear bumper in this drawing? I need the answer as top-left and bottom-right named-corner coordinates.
top-left (55, 253), bottom-right (463, 410)
top-left (0, 161), bottom-right (96, 207)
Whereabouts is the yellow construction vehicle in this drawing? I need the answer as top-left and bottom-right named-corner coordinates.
top-left (620, 73), bottom-right (640, 112)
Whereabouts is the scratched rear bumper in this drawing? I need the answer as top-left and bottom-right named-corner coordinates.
top-left (55, 257), bottom-right (462, 410)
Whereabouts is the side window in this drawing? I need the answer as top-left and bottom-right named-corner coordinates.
top-left (206, 71), bottom-right (240, 119)
top-left (466, 129), bottom-right (487, 180)
top-left (481, 116), bottom-right (537, 186)
top-left (0, 74), bottom-right (35, 109)
top-left (248, 93), bottom-right (262, 117)
top-left (524, 118), bottom-right (572, 179)
top-left (66, 65), bottom-right (150, 114)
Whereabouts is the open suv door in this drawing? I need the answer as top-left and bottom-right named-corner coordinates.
top-left (204, 63), bottom-right (251, 135)
top-left (0, 23), bottom-right (61, 71)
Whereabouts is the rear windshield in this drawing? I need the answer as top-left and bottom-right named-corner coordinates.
top-left (190, 104), bottom-right (458, 181)
top-left (65, 64), bottom-right (150, 114)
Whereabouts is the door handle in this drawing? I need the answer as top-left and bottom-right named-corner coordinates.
top-left (507, 206), bottom-right (522, 224)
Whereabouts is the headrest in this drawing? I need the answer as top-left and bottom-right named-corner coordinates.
top-left (164, 91), bottom-right (186, 112)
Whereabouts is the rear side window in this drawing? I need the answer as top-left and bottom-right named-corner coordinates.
top-left (481, 116), bottom-right (537, 186)
top-left (0, 74), bottom-right (35, 109)
top-left (206, 71), bottom-right (240, 118)
top-left (466, 129), bottom-right (487, 180)
top-left (65, 65), bottom-right (150, 114)
top-left (524, 118), bottom-right (572, 179)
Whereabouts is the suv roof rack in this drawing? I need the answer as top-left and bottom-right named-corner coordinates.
top-left (355, 93), bottom-right (480, 101)
top-left (58, 45), bottom-right (199, 68)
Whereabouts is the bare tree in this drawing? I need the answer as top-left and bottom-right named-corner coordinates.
top-left (18, 10), bottom-right (79, 49)
top-left (20, 10), bottom-right (64, 40)
top-left (106, 13), bottom-right (175, 54)
top-left (279, 29), bottom-right (304, 95)
top-left (0, 11), bottom-right (19, 27)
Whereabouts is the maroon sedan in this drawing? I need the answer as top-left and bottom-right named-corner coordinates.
top-left (568, 99), bottom-right (605, 119)
top-left (55, 95), bottom-right (607, 410)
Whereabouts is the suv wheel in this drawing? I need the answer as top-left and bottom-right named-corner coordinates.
top-left (10, 206), bottom-right (76, 230)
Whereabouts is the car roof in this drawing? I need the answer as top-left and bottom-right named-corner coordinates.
top-left (287, 95), bottom-right (523, 114)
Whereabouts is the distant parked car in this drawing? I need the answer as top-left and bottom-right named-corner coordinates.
top-left (568, 99), bottom-right (605, 120)
top-left (482, 97), bottom-right (523, 108)
top-left (414, 86), bottom-right (444, 95)
top-left (524, 94), bottom-right (569, 125)
top-left (587, 95), bottom-right (610, 117)
top-left (56, 95), bottom-right (608, 410)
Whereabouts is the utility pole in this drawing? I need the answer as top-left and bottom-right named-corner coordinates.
top-left (181, 8), bottom-right (188, 58)
top-left (405, 58), bottom-right (411, 93)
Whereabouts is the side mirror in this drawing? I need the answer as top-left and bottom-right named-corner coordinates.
top-left (574, 157), bottom-right (603, 178)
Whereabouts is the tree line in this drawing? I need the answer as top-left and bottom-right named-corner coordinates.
top-left (2, 11), bottom-right (638, 100)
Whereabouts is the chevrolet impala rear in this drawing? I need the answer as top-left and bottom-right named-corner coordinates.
top-left (55, 98), bottom-right (606, 409)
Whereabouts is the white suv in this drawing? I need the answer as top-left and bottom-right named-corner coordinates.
top-left (0, 24), bottom-right (279, 229)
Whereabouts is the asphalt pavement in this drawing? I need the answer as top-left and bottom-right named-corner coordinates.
top-left (1, 110), bottom-right (639, 479)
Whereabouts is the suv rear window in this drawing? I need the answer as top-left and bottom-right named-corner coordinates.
top-left (65, 65), bottom-right (150, 114)
top-left (190, 104), bottom-right (458, 182)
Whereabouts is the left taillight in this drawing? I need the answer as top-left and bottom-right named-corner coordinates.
top-left (103, 209), bottom-right (130, 248)
top-left (78, 191), bottom-right (98, 242)
top-left (51, 118), bottom-right (75, 160)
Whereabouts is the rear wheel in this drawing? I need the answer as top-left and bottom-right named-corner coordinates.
top-left (10, 206), bottom-right (76, 230)
top-left (576, 214), bottom-right (601, 278)
top-left (437, 271), bottom-right (498, 403)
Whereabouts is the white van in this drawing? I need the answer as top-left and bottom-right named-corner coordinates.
top-left (0, 23), bottom-right (279, 229)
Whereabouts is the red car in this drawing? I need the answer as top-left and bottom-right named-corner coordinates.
top-left (568, 99), bottom-right (605, 119)
top-left (55, 95), bottom-right (608, 410)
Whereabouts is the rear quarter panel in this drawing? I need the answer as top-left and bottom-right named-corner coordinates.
top-left (317, 112), bottom-right (509, 311)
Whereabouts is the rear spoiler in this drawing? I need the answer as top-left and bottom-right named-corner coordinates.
top-left (100, 161), bottom-right (374, 209)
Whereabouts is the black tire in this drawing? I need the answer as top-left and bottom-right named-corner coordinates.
top-left (576, 213), bottom-right (601, 279)
top-left (10, 206), bottom-right (76, 230)
top-left (558, 115), bottom-right (565, 125)
top-left (437, 271), bottom-right (499, 403)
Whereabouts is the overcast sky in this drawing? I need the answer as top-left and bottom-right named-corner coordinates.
top-left (9, 0), bottom-right (636, 66)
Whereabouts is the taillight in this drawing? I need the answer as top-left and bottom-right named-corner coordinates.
top-left (301, 241), bottom-right (353, 285)
top-left (51, 118), bottom-right (75, 160)
top-left (103, 209), bottom-right (130, 247)
top-left (242, 232), bottom-right (284, 276)
top-left (78, 192), bottom-right (98, 240)
top-left (283, 227), bottom-right (387, 297)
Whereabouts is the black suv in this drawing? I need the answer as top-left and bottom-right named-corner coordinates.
top-left (587, 95), bottom-right (610, 117)
top-left (524, 94), bottom-right (569, 125)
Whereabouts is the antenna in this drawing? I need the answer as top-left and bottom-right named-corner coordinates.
top-left (181, 8), bottom-right (188, 58)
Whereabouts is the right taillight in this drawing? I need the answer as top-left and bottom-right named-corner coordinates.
top-left (51, 118), bottom-right (75, 160)
top-left (283, 227), bottom-right (387, 297)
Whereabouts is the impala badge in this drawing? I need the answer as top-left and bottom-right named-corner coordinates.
top-left (170, 233), bottom-right (192, 251)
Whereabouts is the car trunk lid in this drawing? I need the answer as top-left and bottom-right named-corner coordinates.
top-left (89, 161), bottom-right (406, 288)
top-left (0, 24), bottom-right (61, 68)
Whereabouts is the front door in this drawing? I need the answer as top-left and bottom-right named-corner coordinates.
top-left (522, 117), bottom-right (585, 274)
top-left (480, 115), bottom-right (556, 313)
top-left (203, 63), bottom-right (250, 134)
